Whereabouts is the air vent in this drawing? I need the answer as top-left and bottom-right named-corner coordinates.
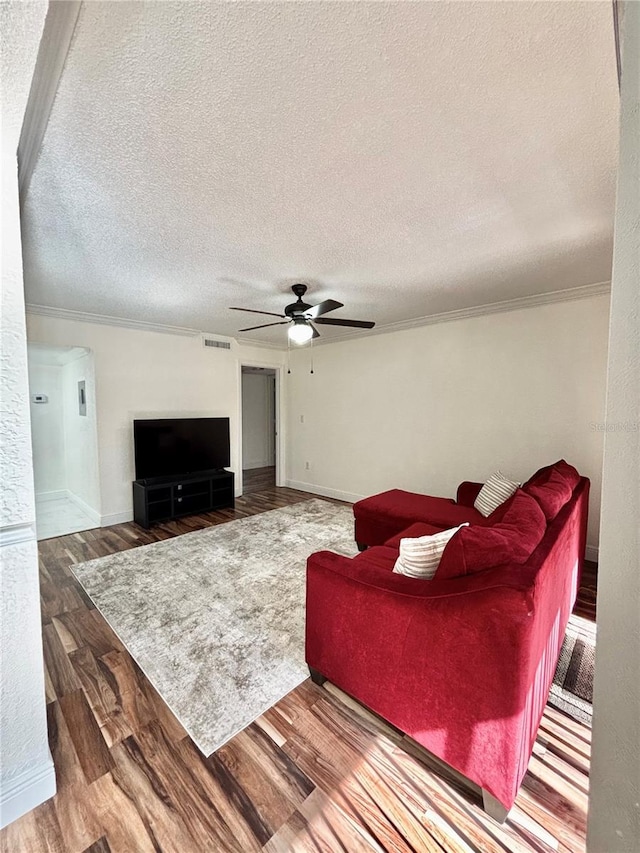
top-left (202, 337), bottom-right (231, 350)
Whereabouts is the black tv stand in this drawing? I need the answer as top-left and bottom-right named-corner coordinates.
top-left (133, 469), bottom-right (235, 529)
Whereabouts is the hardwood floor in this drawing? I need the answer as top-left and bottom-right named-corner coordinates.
top-left (574, 560), bottom-right (597, 621)
top-left (242, 466), bottom-right (277, 493)
top-left (1, 486), bottom-right (596, 853)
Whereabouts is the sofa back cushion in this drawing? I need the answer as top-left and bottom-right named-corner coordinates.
top-left (436, 490), bottom-right (547, 580)
top-left (525, 459), bottom-right (580, 490)
top-left (553, 459), bottom-right (581, 490)
top-left (524, 459), bottom-right (581, 520)
top-left (525, 468), bottom-right (574, 520)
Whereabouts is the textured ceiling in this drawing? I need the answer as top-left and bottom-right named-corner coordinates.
top-left (22, 1), bottom-right (618, 345)
top-left (1, 0), bottom-right (47, 148)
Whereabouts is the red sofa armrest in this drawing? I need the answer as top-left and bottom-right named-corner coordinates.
top-left (457, 481), bottom-right (483, 507)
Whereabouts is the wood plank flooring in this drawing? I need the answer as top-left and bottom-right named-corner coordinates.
top-left (242, 467), bottom-right (277, 494)
top-left (1, 486), bottom-right (596, 853)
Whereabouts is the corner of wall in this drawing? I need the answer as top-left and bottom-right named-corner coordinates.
top-left (0, 756), bottom-right (56, 830)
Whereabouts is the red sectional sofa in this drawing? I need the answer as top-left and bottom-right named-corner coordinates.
top-left (305, 462), bottom-right (589, 819)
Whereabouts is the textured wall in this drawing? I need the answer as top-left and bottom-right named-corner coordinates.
top-left (0, 539), bottom-right (54, 823)
top-left (0, 0), bottom-right (55, 828)
top-left (21, 1), bottom-right (618, 343)
top-left (1, 274), bottom-right (39, 525)
top-left (587, 3), bottom-right (640, 849)
top-left (286, 295), bottom-right (610, 554)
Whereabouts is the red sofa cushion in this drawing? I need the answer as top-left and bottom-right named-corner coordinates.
top-left (355, 489), bottom-right (484, 530)
top-left (353, 545), bottom-right (398, 571)
top-left (456, 481), bottom-right (484, 507)
top-left (481, 491), bottom-right (519, 525)
top-left (384, 521), bottom-right (446, 548)
top-left (554, 460), bottom-right (581, 490)
top-left (436, 490), bottom-right (547, 579)
top-left (526, 459), bottom-right (580, 490)
top-left (525, 467), bottom-right (574, 520)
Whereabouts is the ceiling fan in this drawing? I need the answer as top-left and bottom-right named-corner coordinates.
top-left (230, 284), bottom-right (375, 345)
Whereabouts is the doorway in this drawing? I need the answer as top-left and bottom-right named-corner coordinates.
top-left (27, 343), bottom-right (101, 539)
top-left (241, 366), bottom-right (277, 493)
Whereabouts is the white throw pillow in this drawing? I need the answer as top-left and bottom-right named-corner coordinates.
top-left (392, 524), bottom-right (469, 579)
top-left (474, 470), bottom-right (520, 518)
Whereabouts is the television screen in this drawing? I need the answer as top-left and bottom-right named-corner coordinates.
top-left (133, 418), bottom-right (230, 479)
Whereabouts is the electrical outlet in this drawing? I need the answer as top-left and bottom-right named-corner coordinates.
top-left (305, 461), bottom-right (310, 470)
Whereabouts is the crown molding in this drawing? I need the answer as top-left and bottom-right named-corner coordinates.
top-left (311, 280), bottom-right (612, 347)
top-left (18, 0), bottom-right (82, 200)
top-left (27, 280), bottom-right (610, 350)
top-left (237, 337), bottom-right (287, 351)
top-left (26, 304), bottom-right (289, 349)
top-left (26, 304), bottom-right (202, 337)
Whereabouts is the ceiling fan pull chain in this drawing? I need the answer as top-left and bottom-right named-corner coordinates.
top-left (310, 337), bottom-right (314, 375)
top-left (287, 338), bottom-right (291, 374)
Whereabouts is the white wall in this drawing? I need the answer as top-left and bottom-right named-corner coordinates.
top-left (0, 0), bottom-right (55, 829)
top-left (286, 295), bottom-right (610, 555)
top-left (588, 3), bottom-right (640, 849)
top-left (27, 361), bottom-right (66, 495)
top-left (27, 347), bottom-right (101, 518)
top-left (26, 315), bottom-right (285, 523)
top-left (242, 372), bottom-right (275, 469)
top-left (61, 350), bottom-right (100, 514)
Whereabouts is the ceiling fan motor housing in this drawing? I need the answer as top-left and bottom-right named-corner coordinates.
top-left (284, 284), bottom-right (312, 317)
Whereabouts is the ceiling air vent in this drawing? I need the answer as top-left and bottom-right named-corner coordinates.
top-left (202, 337), bottom-right (231, 350)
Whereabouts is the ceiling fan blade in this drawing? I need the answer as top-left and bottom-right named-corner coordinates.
top-left (305, 299), bottom-right (344, 319)
top-left (310, 323), bottom-right (320, 339)
top-left (239, 321), bottom-right (290, 331)
top-left (314, 317), bottom-right (375, 329)
top-left (230, 307), bottom-right (286, 318)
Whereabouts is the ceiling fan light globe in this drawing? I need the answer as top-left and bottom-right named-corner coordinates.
top-left (288, 322), bottom-right (313, 345)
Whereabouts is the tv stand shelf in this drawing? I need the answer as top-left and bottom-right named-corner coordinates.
top-left (133, 469), bottom-right (234, 529)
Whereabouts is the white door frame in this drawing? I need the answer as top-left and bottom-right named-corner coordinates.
top-left (236, 360), bottom-right (285, 496)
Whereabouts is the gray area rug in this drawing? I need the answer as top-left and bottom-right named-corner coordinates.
top-left (549, 614), bottom-right (595, 723)
top-left (73, 499), bottom-right (357, 755)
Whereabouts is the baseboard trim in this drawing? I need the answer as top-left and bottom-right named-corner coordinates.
top-left (0, 522), bottom-right (37, 548)
top-left (100, 511), bottom-right (134, 527)
top-left (243, 460), bottom-right (275, 470)
top-left (0, 757), bottom-right (56, 829)
top-left (65, 491), bottom-right (101, 525)
top-left (35, 490), bottom-right (67, 502)
top-left (585, 545), bottom-right (599, 563)
top-left (285, 480), bottom-right (364, 504)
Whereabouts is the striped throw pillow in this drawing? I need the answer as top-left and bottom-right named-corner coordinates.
top-left (474, 471), bottom-right (520, 518)
top-left (392, 524), bottom-right (469, 579)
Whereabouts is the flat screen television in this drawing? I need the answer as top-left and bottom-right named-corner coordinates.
top-left (133, 417), bottom-right (230, 480)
